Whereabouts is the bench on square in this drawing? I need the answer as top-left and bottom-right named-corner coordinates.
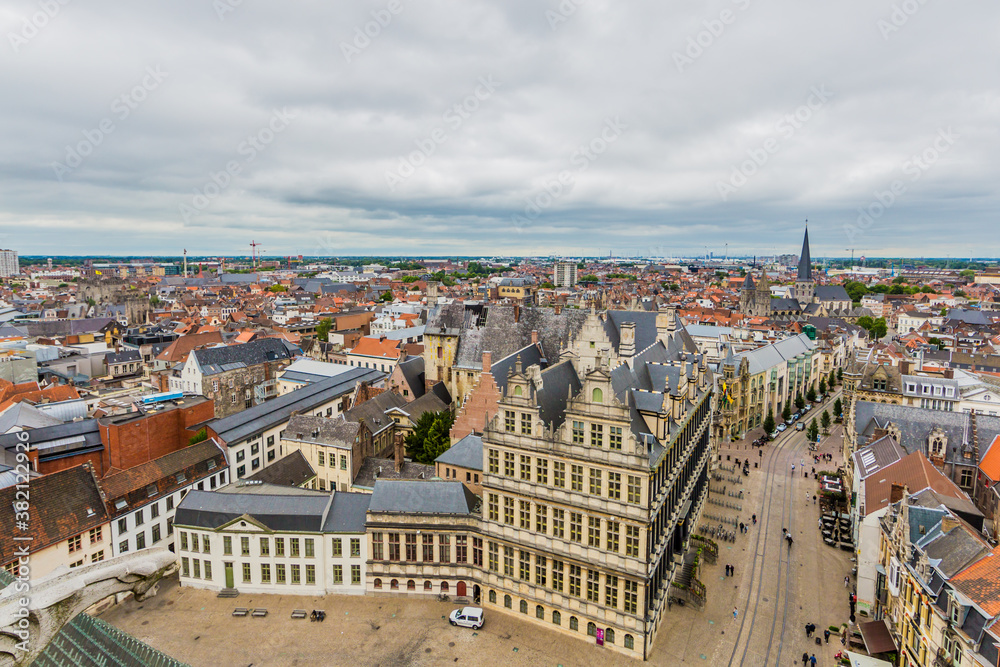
top-left (232, 608), bottom-right (250, 617)
top-left (291, 610), bottom-right (308, 619)
top-left (252, 608), bottom-right (268, 617)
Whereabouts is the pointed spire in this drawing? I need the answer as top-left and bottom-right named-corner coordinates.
top-left (797, 222), bottom-right (812, 281)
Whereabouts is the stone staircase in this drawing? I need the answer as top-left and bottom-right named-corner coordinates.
top-left (217, 588), bottom-right (240, 598)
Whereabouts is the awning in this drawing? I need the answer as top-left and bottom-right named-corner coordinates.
top-left (859, 619), bottom-right (898, 654)
top-left (875, 563), bottom-right (886, 575)
top-left (845, 651), bottom-right (893, 667)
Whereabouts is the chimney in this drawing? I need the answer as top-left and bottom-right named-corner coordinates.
top-left (513, 303), bottom-right (521, 323)
top-left (554, 305), bottom-right (562, 315)
top-left (531, 330), bottom-right (538, 345)
top-left (482, 351), bottom-right (492, 374)
top-left (394, 432), bottom-right (405, 473)
top-left (666, 304), bottom-right (678, 332)
top-left (889, 483), bottom-right (907, 505)
top-left (620, 321), bottom-right (636, 357)
top-left (940, 515), bottom-right (960, 533)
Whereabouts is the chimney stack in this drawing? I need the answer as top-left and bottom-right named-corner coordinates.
top-left (531, 330), bottom-right (538, 345)
top-left (482, 351), bottom-right (492, 374)
top-left (394, 432), bottom-right (405, 473)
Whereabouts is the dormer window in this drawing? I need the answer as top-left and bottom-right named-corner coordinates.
top-left (114, 498), bottom-right (128, 511)
top-left (146, 484), bottom-right (158, 498)
top-left (176, 472), bottom-right (187, 484)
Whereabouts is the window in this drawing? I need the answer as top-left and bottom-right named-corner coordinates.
top-left (276, 563), bottom-right (286, 584)
top-left (504, 497), bottom-right (514, 525)
top-left (439, 535), bottom-right (450, 563)
top-left (590, 423), bottom-right (603, 447)
top-left (608, 472), bottom-right (621, 500)
top-left (223, 536), bottom-right (232, 555)
top-left (535, 555), bottom-right (547, 586)
top-left (533, 458), bottom-right (548, 485)
top-left (260, 537), bottom-right (269, 556)
top-left (180, 532), bottom-right (189, 551)
top-left (275, 537), bottom-right (285, 557)
top-left (291, 564), bottom-right (301, 584)
top-left (305, 538), bottom-right (315, 558)
top-left (290, 538), bottom-right (300, 558)
top-left (135, 509), bottom-right (144, 526)
top-left (627, 475), bottom-right (642, 504)
top-left (587, 570), bottom-right (600, 602)
top-left (504, 452), bottom-right (515, 477)
top-left (592, 387), bottom-right (603, 403)
top-left (237, 465), bottom-right (245, 478)
top-left (535, 504), bottom-right (548, 534)
top-left (488, 590), bottom-right (496, 604)
top-left (589, 468), bottom-right (602, 495)
top-left (332, 538), bottom-right (342, 557)
top-left (521, 412), bottom-right (532, 435)
top-left (152, 524), bottom-right (161, 543)
top-left (552, 560), bottom-right (564, 592)
top-left (572, 421), bottom-right (584, 444)
top-left (306, 564), bottom-right (316, 585)
top-left (192, 559), bottom-right (200, 579)
top-left (504, 410), bottom-right (515, 433)
top-left (318, 451), bottom-right (325, 467)
top-left (504, 595), bottom-right (512, 609)
top-left (609, 426), bottom-right (623, 450)
top-left (261, 563), bottom-right (271, 583)
top-left (624, 580), bottom-right (638, 613)
top-left (405, 534), bottom-right (417, 561)
top-left (587, 622), bottom-right (597, 637)
top-left (351, 564), bottom-right (361, 585)
top-left (588, 516), bottom-right (601, 547)
top-left (488, 449), bottom-right (499, 474)
top-left (552, 509), bottom-right (565, 538)
top-left (423, 534), bottom-right (434, 562)
top-left (520, 455), bottom-right (531, 480)
top-left (135, 532), bottom-right (146, 550)
top-left (350, 538), bottom-right (361, 557)
top-left (570, 513), bottom-right (582, 543)
top-left (960, 469), bottom-right (974, 488)
top-left (571, 465), bottom-right (583, 492)
top-left (607, 521), bottom-right (620, 552)
top-left (626, 525), bottom-right (640, 557)
top-left (333, 565), bottom-right (343, 584)
top-left (553, 461), bottom-right (566, 488)
top-left (181, 557), bottom-right (189, 577)
top-left (150, 503), bottom-right (159, 519)
top-left (488, 542), bottom-right (499, 572)
top-left (488, 494), bottom-right (499, 521)
top-left (502, 546), bottom-right (515, 577)
top-left (340, 455), bottom-right (347, 470)
top-left (371, 533), bottom-right (383, 561)
top-left (88, 527), bottom-right (102, 544)
top-left (605, 575), bottom-right (619, 608)
top-left (570, 616), bottom-right (579, 631)
top-left (91, 550), bottom-right (105, 563)
top-left (473, 537), bottom-right (483, 566)
top-left (118, 518), bottom-right (128, 534)
top-left (568, 564), bottom-right (581, 597)
top-left (241, 536), bottom-right (250, 556)
top-left (146, 483), bottom-right (158, 498)
top-left (242, 562), bottom-right (251, 583)
top-left (605, 628), bottom-right (615, 645)
top-left (520, 500), bottom-right (531, 529)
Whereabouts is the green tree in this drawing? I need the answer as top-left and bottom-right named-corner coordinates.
top-left (763, 409), bottom-right (775, 434)
top-left (579, 274), bottom-right (599, 283)
top-left (940, 307), bottom-right (949, 317)
top-left (837, 367), bottom-right (843, 382)
top-left (401, 276), bottom-right (419, 283)
top-left (188, 428), bottom-right (208, 446)
top-left (405, 410), bottom-right (455, 464)
top-left (795, 392), bottom-right (805, 410)
top-left (806, 386), bottom-right (817, 402)
top-left (954, 289), bottom-right (966, 298)
top-left (819, 377), bottom-right (827, 396)
top-left (821, 410), bottom-right (831, 431)
top-left (871, 318), bottom-right (888, 339)
top-left (844, 281), bottom-right (868, 303)
top-left (379, 291), bottom-right (393, 302)
top-left (928, 337), bottom-right (943, 348)
top-left (959, 269), bottom-right (975, 278)
top-left (782, 402), bottom-right (792, 422)
top-left (540, 281), bottom-right (555, 289)
top-left (833, 397), bottom-right (843, 417)
top-left (892, 276), bottom-right (907, 285)
top-left (856, 315), bottom-right (874, 332)
top-left (808, 418), bottom-right (819, 442)
top-left (316, 318), bottom-right (332, 342)
top-left (828, 369), bottom-right (837, 387)
top-left (269, 284), bottom-right (287, 292)
top-left (149, 295), bottom-right (160, 307)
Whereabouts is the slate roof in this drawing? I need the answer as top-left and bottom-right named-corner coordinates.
top-left (283, 414), bottom-right (361, 449)
top-left (30, 612), bottom-right (190, 667)
top-left (435, 433), bottom-right (483, 471)
top-left (603, 310), bottom-right (697, 357)
top-left (246, 449), bottom-right (315, 487)
top-left (321, 491), bottom-right (371, 533)
top-left (771, 298), bottom-right (802, 312)
top-left (208, 367), bottom-right (384, 444)
top-left (797, 227), bottom-right (811, 281)
top-left (343, 391), bottom-right (407, 435)
top-left (174, 488), bottom-right (333, 532)
top-left (491, 343), bottom-right (545, 393)
top-left (21, 318), bottom-right (118, 337)
top-left (192, 337), bottom-right (296, 375)
top-left (0, 401), bottom-right (63, 432)
top-left (395, 356), bottom-right (426, 398)
top-left (353, 458), bottom-right (435, 489)
top-left (0, 419), bottom-right (102, 462)
top-left (815, 285), bottom-right (851, 302)
top-left (106, 349), bottom-right (142, 365)
top-left (536, 359), bottom-right (582, 428)
top-left (0, 464), bottom-right (109, 566)
top-left (389, 390), bottom-right (449, 424)
top-left (367, 480), bottom-right (477, 515)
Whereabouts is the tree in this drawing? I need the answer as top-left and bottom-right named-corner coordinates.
top-left (540, 281), bottom-right (555, 289)
top-left (833, 397), bottom-right (843, 417)
top-left (828, 370), bottom-right (837, 387)
top-left (960, 269), bottom-right (975, 278)
top-left (795, 392), bottom-right (805, 410)
top-left (806, 386), bottom-right (817, 403)
top-left (379, 291), bottom-right (393, 302)
top-left (188, 428), bottom-right (208, 446)
top-left (579, 274), bottom-right (599, 283)
top-left (844, 281), bottom-right (868, 303)
top-left (819, 377), bottom-right (827, 396)
top-left (763, 409), bottom-right (775, 434)
top-left (940, 307), bottom-right (949, 317)
top-left (871, 318), bottom-right (888, 339)
top-left (316, 317), bottom-right (332, 342)
top-left (405, 410), bottom-right (456, 464)
top-left (149, 295), bottom-right (161, 307)
top-left (821, 410), bottom-right (831, 431)
top-left (856, 315), bottom-right (874, 332)
top-left (928, 337), bottom-right (943, 348)
top-left (808, 418), bottom-right (819, 442)
top-left (269, 284), bottom-right (287, 292)
top-left (837, 367), bottom-right (843, 382)
top-left (892, 276), bottom-right (907, 285)
top-left (954, 289), bottom-right (966, 298)
top-left (782, 402), bottom-right (792, 422)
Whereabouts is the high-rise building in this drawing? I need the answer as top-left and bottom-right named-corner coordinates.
top-left (0, 249), bottom-right (19, 277)
top-left (553, 261), bottom-right (578, 287)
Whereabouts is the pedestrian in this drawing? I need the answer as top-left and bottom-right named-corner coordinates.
top-left (752, 514), bottom-right (757, 525)
top-left (813, 495), bottom-right (817, 504)
top-left (844, 576), bottom-right (849, 588)
top-left (802, 651), bottom-right (809, 666)
top-left (787, 535), bottom-right (793, 548)
top-left (804, 623), bottom-right (811, 637)
top-left (740, 522), bottom-right (745, 533)
top-left (792, 464), bottom-right (796, 473)
top-left (810, 655), bottom-right (817, 666)
top-left (824, 629), bottom-right (831, 643)
top-left (733, 607), bottom-right (738, 621)
top-left (731, 565), bottom-right (736, 576)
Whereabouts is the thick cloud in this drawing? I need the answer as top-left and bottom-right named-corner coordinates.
top-left (1, 0), bottom-right (997, 257)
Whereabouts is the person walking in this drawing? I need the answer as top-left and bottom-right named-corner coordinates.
top-left (730, 565), bottom-right (735, 576)
top-left (824, 629), bottom-right (831, 643)
top-left (810, 655), bottom-right (817, 666)
top-left (844, 576), bottom-right (850, 588)
top-left (792, 464), bottom-right (796, 473)
top-left (804, 623), bottom-right (811, 637)
top-left (752, 514), bottom-right (757, 525)
top-left (733, 607), bottom-right (738, 622)
top-left (802, 651), bottom-right (809, 666)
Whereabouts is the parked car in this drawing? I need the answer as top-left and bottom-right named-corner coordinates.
top-left (769, 431), bottom-right (779, 439)
top-left (795, 422), bottom-right (806, 431)
top-left (449, 607), bottom-right (484, 629)
top-left (777, 423), bottom-right (787, 432)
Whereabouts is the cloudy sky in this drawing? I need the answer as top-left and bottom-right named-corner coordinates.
top-left (1, 0), bottom-right (998, 258)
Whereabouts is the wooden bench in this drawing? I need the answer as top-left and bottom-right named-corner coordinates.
top-left (291, 610), bottom-right (308, 619)
top-left (252, 608), bottom-right (268, 617)
top-left (232, 608), bottom-right (249, 617)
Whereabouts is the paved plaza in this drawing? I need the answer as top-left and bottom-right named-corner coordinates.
top-left (102, 395), bottom-right (859, 666)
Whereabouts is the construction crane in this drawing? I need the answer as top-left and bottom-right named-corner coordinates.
top-left (845, 248), bottom-right (866, 267)
top-left (250, 240), bottom-right (262, 268)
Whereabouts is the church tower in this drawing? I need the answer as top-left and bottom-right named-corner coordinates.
top-left (793, 226), bottom-right (815, 303)
top-left (739, 271), bottom-right (771, 317)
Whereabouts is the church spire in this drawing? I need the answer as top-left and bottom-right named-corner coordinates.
top-left (797, 223), bottom-right (812, 281)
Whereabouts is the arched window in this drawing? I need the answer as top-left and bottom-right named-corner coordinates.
top-left (504, 595), bottom-right (512, 609)
top-left (489, 590), bottom-right (496, 604)
top-left (624, 634), bottom-right (635, 650)
top-left (407, 580), bottom-right (415, 590)
top-left (587, 622), bottom-right (596, 637)
top-left (605, 628), bottom-right (615, 644)
top-left (569, 617), bottom-right (579, 631)
top-left (535, 605), bottom-right (544, 619)
top-left (373, 578), bottom-right (382, 589)
top-left (440, 581), bottom-right (449, 592)
top-left (423, 581), bottom-right (432, 591)
top-left (390, 579), bottom-right (398, 590)
top-left (514, 386), bottom-right (523, 396)
top-left (592, 387), bottom-right (603, 403)
top-left (552, 611), bottom-right (561, 625)
top-left (519, 600), bottom-right (528, 614)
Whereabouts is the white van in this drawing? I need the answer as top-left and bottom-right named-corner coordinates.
top-left (795, 422), bottom-right (806, 431)
top-left (449, 607), bottom-right (484, 629)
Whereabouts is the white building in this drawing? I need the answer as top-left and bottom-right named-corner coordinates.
top-left (0, 249), bottom-right (18, 278)
top-left (553, 261), bottom-right (578, 288)
top-left (174, 483), bottom-right (370, 595)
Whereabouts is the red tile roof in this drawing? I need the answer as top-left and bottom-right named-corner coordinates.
top-left (951, 545), bottom-right (1000, 616)
top-left (979, 435), bottom-right (1000, 483)
top-left (864, 452), bottom-right (971, 514)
